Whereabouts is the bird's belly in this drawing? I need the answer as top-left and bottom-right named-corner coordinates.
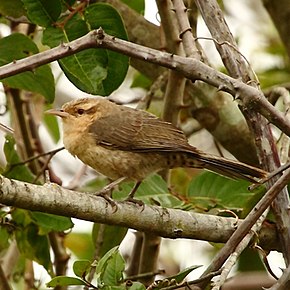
top-left (67, 142), bottom-right (166, 180)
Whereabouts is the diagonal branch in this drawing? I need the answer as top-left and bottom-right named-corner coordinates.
top-left (0, 29), bottom-right (290, 137)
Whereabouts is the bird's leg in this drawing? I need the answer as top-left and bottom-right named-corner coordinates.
top-left (124, 181), bottom-right (144, 207)
top-left (94, 177), bottom-right (127, 210)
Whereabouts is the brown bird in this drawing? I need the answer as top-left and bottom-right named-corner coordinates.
top-left (47, 97), bottom-right (267, 204)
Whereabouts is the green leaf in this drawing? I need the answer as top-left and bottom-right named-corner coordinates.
top-left (187, 172), bottom-right (264, 214)
top-left (73, 259), bottom-right (91, 278)
top-left (92, 224), bottom-right (127, 258)
top-left (30, 212), bottom-right (74, 232)
top-left (42, 4), bottom-right (129, 96)
top-left (15, 223), bottom-right (52, 272)
top-left (11, 209), bottom-right (32, 227)
top-left (3, 135), bottom-right (35, 182)
top-left (96, 246), bottom-right (125, 286)
top-left (113, 174), bottom-right (184, 208)
top-left (21, 0), bottom-right (61, 27)
top-left (121, 0), bottom-right (145, 14)
top-left (0, 0), bottom-right (26, 18)
top-left (0, 33), bottom-right (55, 102)
top-left (238, 247), bottom-right (265, 272)
top-left (167, 265), bottom-right (202, 283)
top-left (65, 232), bottom-right (95, 260)
top-left (47, 276), bottom-right (87, 287)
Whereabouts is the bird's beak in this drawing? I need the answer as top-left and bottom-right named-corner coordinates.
top-left (45, 109), bottom-right (69, 118)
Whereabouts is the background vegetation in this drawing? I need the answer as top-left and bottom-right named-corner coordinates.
top-left (0, 0), bottom-right (290, 289)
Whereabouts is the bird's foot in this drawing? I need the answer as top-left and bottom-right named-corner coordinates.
top-left (93, 177), bottom-right (127, 212)
top-left (124, 196), bottom-right (145, 211)
top-left (94, 190), bottom-right (118, 212)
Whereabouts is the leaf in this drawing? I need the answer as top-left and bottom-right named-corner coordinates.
top-left (96, 246), bottom-right (125, 286)
top-left (187, 172), bottom-right (265, 214)
top-left (3, 135), bottom-right (35, 182)
top-left (15, 223), bottom-right (52, 272)
top-left (113, 174), bottom-right (184, 208)
top-left (47, 276), bottom-right (87, 287)
top-left (42, 4), bottom-right (128, 96)
top-left (30, 212), bottom-right (74, 232)
top-left (73, 260), bottom-right (91, 278)
top-left (22, 0), bottom-right (61, 27)
top-left (92, 224), bottom-right (127, 258)
top-left (0, 0), bottom-right (26, 18)
top-left (121, 0), bottom-right (145, 14)
top-left (0, 33), bottom-right (55, 102)
top-left (167, 265), bottom-right (202, 283)
top-left (65, 232), bottom-right (95, 260)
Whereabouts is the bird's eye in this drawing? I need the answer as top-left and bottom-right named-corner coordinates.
top-left (77, 108), bottom-right (84, 115)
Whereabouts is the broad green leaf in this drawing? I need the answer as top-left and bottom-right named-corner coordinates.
top-left (113, 174), bottom-right (184, 208)
top-left (73, 259), bottom-right (91, 278)
top-left (96, 246), bottom-right (125, 286)
top-left (3, 135), bottom-right (35, 182)
top-left (0, 33), bottom-right (55, 102)
top-left (84, 3), bottom-right (129, 94)
top-left (15, 223), bottom-right (52, 272)
top-left (0, 0), bottom-right (26, 18)
top-left (42, 4), bottom-right (128, 96)
top-left (121, 0), bottom-right (145, 14)
top-left (21, 0), bottom-right (61, 27)
top-left (47, 276), bottom-right (87, 287)
top-left (187, 172), bottom-right (265, 214)
top-left (30, 212), bottom-right (74, 232)
top-left (238, 247), bottom-right (265, 272)
top-left (92, 224), bottom-right (127, 258)
top-left (62, 0), bottom-right (76, 8)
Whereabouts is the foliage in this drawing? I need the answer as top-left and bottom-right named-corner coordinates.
top-left (0, 0), bottom-right (288, 289)
top-left (47, 247), bottom-right (198, 288)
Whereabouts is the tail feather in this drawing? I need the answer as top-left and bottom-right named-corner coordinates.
top-left (165, 150), bottom-right (267, 183)
top-left (198, 154), bottom-right (267, 183)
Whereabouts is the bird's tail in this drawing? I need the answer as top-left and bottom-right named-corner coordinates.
top-left (198, 154), bottom-right (267, 183)
top-left (168, 151), bottom-right (267, 183)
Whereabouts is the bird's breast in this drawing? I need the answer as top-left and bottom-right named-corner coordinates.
top-left (62, 128), bottom-right (167, 180)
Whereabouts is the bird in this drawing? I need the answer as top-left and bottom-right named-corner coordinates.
top-left (46, 97), bottom-right (268, 206)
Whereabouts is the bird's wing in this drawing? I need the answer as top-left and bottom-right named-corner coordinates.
top-left (88, 106), bottom-right (193, 152)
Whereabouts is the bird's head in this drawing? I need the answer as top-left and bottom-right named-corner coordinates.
top-left (46, 97), bottom-right (114, 128)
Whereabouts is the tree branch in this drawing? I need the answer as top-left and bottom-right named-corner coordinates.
top-left (0, 29), bottom-right (290, 137)
top-left (0, 174), bottom-right (279, 251)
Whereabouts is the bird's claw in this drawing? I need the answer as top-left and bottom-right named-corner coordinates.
top-left (94, 191), bottom-right (118, 212)
top-left (124, 197), bottom-right (145, 211)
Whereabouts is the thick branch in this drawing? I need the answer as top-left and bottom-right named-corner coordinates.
top-left (0, 174), bottom-right (278, 251)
